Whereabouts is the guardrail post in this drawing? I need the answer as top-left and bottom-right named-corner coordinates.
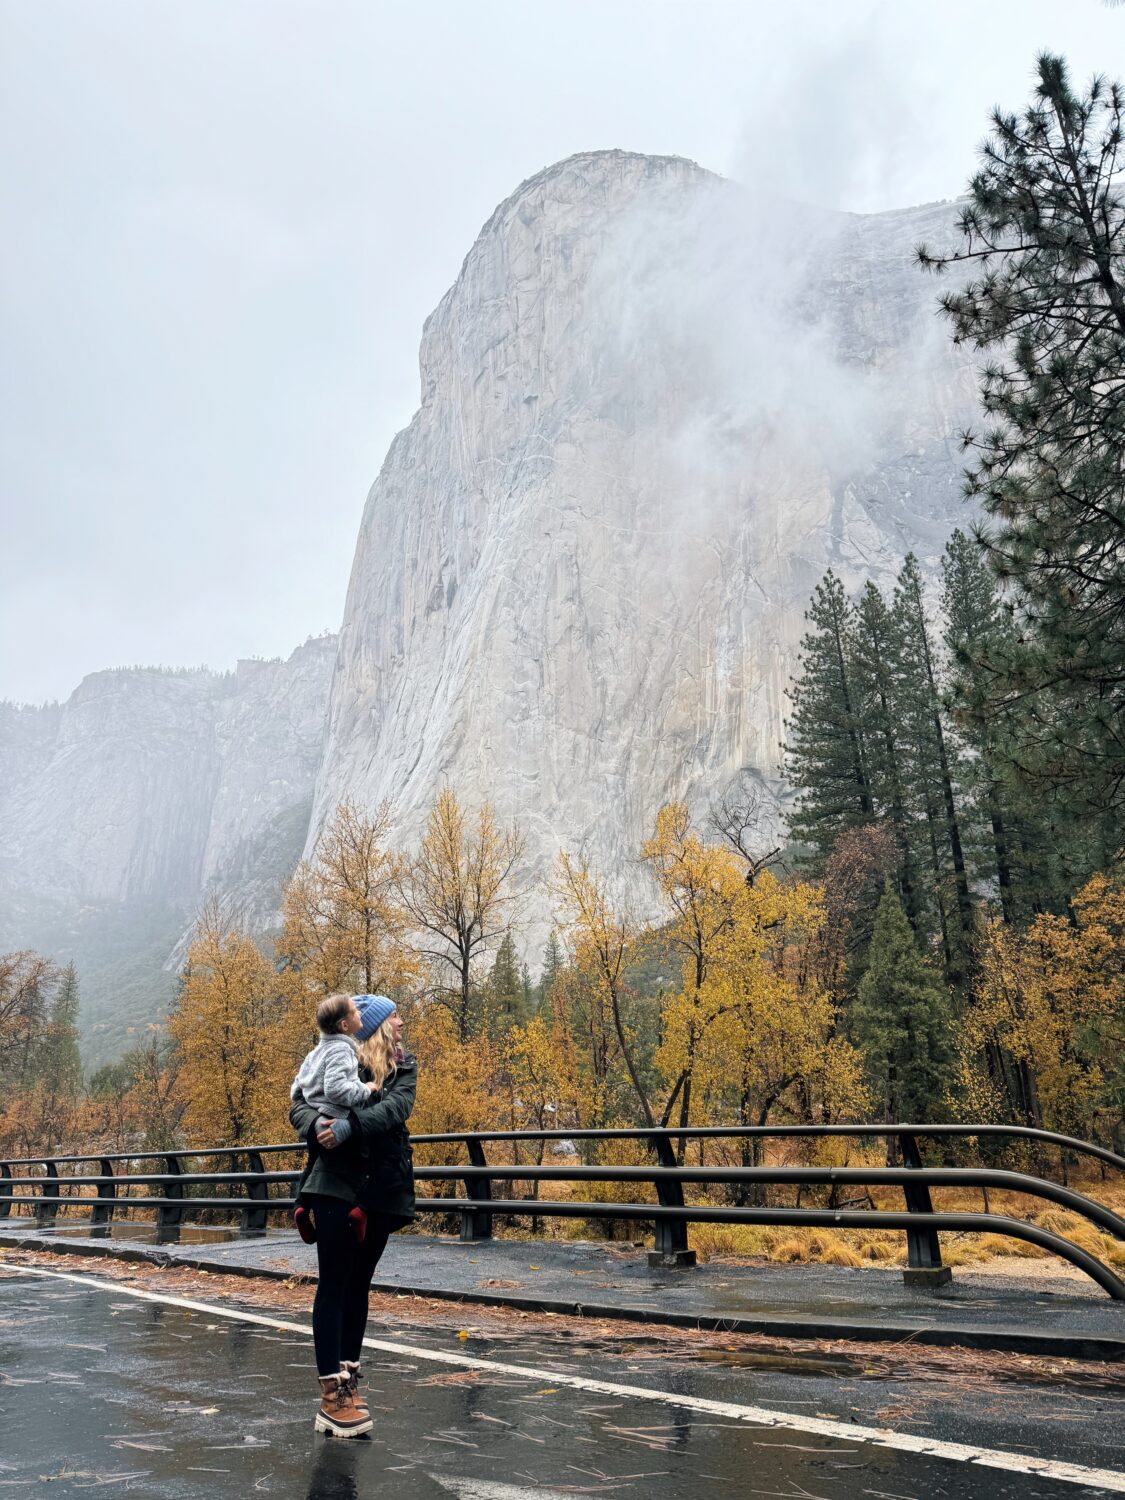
top-left (0, 1163), bottom-right (11, 1220)
top-left (243, 1150), bottom-right (269, 1235)
top-left (460, 1139), bottom-right (494, 1242)
top-left (899, 1132), bottom-right (951, 1288)
top-left (157, 1154), bottom-right (185, 1242)
top-left (648, 1136), bottom-right (696, 1269)
top-left (35, 1160), bottom-right (60, 1225)
top-left (91, 1157), bottom-right (116, 1231)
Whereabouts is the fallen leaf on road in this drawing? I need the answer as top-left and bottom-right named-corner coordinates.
top-left (416, 1370), bottom-right (486, 1387)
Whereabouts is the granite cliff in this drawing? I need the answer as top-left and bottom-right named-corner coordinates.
top-left (310, 151), bottom-right (975, 934)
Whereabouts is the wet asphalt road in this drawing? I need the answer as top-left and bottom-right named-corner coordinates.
top-left (1, 1268), bottom-right (1121, 1498)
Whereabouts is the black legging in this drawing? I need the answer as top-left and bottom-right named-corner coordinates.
top-left (305, 1194), bottom-right (392, 1376)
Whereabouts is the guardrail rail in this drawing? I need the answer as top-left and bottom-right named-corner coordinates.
top-left (2, 1124), bottom-right (1122, 1298)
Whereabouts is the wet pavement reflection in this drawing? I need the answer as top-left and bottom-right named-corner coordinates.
top-left (0, 1269), bottom-right (1119, 1498)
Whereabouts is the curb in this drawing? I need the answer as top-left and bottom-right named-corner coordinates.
top-left (3, 1230), bottom-right (1121, 1363)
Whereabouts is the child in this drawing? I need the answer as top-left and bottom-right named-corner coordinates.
top-left (290, 992), bottom-right (396, 1244)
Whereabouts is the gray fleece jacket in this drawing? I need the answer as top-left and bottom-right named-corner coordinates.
top-left (290, 1032), bottom-right (370, 1116)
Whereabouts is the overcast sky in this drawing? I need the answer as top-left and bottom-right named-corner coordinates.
top-left (1, 1), bottom-right (1121, 705)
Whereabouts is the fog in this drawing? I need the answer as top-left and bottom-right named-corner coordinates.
top-left (589, 180), bottom-right (873, 497)
top-left (1, 0), bottom-right (1120, 704)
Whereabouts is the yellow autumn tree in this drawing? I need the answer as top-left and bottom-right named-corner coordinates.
top-left (687, 872), bottom-right (831, 1123)
top-left (506, 1014), bottom-right (575, 1136)
top-left (547, 950), bottom-right (616, 1130)
top-left (0, 950), bottom-right (58, 1087)
top-left (399, 997), bottom-right (494, 1135)
top-left (640, 805), bottom-right (868, 1162)
top-left (84, 1030), bottom-right (186, 1153)
top-left (963, 872), bottom-right (1124, 1140)
top-left (169, 907), bottom-right (303, 1145)
top-left (552, 851), bottom-right (652, 1127)
top-left (399, 787), bottom-right (526, 1041)
top-left (278, 799), bottom-right (417, 999)
top-left (641, 803), bottom-right (745, 1135)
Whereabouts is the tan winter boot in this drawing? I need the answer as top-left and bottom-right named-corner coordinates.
top-left (340, 1359), bottom-right (369, 1420)
top-left (315, 1371), bottom-right (373, 1438)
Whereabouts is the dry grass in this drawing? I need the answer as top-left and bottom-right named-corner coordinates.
top-left (684, 1222), bottom-right (907, 1267)
top-left (534, 1154), bottom-right (1125, 1274)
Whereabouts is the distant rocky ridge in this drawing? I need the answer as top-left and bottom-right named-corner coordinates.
top-left (0, 637), bottom-right (335, 1059)
top-left (0, 150), bottom-right (978, 1060)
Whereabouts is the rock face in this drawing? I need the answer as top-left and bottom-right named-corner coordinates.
top-left (0, 636), bottom-right (336, 1058)
top-left (2, 149), bottom-right (980, 1055)
top-left (311, 151), bottom-right (976, 929)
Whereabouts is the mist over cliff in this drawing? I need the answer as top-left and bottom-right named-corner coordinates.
top-left (310, 150), bottom-right (974, 930)
top-left (1, 150), bottom-right (976, 1058)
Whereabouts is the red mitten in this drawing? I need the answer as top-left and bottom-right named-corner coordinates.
top-left (294, 1206), bottom-right (317, 1245)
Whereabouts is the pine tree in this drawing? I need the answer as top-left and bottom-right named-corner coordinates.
top-left (785, 571), bottom-right (873, 859)
top-left (48, 962), bottom-right (82, 1089)
top-left (939, 529), bottom-right (1055, 927)
top-left (919, 55), bottom-right (1125, 814)
top-left (850, 581), bottom-right (918, 924)
top-left (538, 929), bottom-right (563, 1014)
top-left (942, 529), bottom-right (1118, 921)
top-left (484, 933), bottom-right (528, 1036)
top-left (851, 883), bottom-right (954, 1123)
top-left (893, 555), bottom-right (974, 981)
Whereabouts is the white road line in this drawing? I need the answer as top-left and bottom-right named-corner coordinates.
top-left (3, 1263), bottom-right (1121, 1492)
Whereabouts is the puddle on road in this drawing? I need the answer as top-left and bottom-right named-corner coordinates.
top-left (692, 1346), bottom-right (861, 1377)
top-left (29, 1222), bottom-right (291, 1246)
top-left (420, 1322), bottom-right (1125, 1397)
top-left (451, 1326), bottom-right (870, 1381)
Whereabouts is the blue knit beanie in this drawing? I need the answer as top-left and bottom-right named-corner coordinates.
top-left (354, 994), bottom-right (396, 1041)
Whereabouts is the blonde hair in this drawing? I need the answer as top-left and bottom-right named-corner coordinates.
top-left (357, 1018), bottom-right (399, 1092)
top-left (316, 992), bottom-right (353, 1034)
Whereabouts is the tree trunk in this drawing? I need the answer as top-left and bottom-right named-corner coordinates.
top-left (916, 600), bottom-right (973, 966)
top-left (831, 609), bottom-right (874, 818)
top-left (459, 950), bottom-right (472, 1043)
top-left (988, 789), bottom-right (1015, 925)
top-left (609, 981), bottom-right (654, 1128)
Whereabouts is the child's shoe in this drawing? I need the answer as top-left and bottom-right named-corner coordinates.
top-left (347, 1205), bottom-right (367, 1243)
top-left (294, 1205), bottom-right (317, 1245)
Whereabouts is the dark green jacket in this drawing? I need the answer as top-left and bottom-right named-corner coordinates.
top-left (289, 1055), bottom-right (417, 1223)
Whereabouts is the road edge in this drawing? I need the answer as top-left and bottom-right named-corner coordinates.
top-left (2, 1229), bottom-right (1122, 1362)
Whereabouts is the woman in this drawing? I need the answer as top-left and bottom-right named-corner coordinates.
top-left (289, 994), bottom-right (416, 1438)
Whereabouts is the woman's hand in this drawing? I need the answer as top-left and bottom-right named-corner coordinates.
top-left (315, 1115), bottom-right (354, 1149)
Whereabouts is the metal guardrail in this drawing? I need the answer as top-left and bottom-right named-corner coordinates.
top-left (2, 1125), bottom-right (1123, 1298)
